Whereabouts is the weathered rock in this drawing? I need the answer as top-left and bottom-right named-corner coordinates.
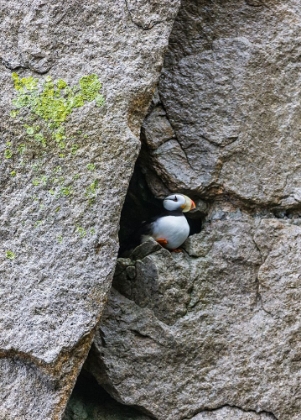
top-left (190, 407), bottom-right (275, 420)
top-left (89, 207), bottom-right (301, 420)
top-left (83, 1), bottom-right (301, 418)
top-left (0, 1), bottom-right (180, 418)
top-left (143, 0), bottom-right (301, 207)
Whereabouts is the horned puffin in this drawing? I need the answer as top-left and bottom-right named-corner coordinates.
top-left (141, 193), bottom-right (196, 251)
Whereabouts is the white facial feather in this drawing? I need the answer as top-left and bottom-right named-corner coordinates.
top-left (163, 194), bottom-right (194, 212)
top-left (163, 194), bottom-right (186, 211)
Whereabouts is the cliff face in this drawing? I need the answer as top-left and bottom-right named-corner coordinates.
top-left (83, 1), bottom-right (301, 420)
top-left (0, 1), bottom-right (179, 418)
top-left (2, 1), bottom-right (301, 419)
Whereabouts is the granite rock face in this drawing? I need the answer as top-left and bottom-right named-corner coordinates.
top-left (0, 1), bottom-right (180, 418)
top-left (190, 407), bottom-right (275, 420)
top-left (90, 212), bottom-right (301, 420)
top-left (144, 0), bottom-right (301, 207)
top-left (86, 2), bottom-right (301, 419)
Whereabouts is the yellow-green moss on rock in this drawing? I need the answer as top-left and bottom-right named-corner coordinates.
top-left (9, 73), bottom-right (104, 154)
top-left (11, 73), bottom-right (104, 126)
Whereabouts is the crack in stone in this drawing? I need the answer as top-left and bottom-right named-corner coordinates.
top-left (251, 236), bottom-right (281, 319)
top-left (253, 275), bottom-right (274, 317)
top-left (245, 0), bottom-right (264, 6)
top-left (0, 328), bottom-right (96, 378)
top-left (188, 404), bottom-right (278, 420)
top-left (176, 139), bottom-right (195, 171)
top-left (245, 0), bottom-right (271, 8)
top-left (1, 58), bottom-right (28, 71)
top-left (158, 94), bottom-right (196, 171)
top-left (124, 0), bottom-right (164, 30)
top-left (1, 56), bottom-right (52, 74)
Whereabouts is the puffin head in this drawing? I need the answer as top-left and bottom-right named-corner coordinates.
top-left (163, 194), bottom-right (196, 213)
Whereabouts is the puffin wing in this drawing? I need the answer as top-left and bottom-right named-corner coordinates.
top-left (131, 211), bottom-right (171, 246)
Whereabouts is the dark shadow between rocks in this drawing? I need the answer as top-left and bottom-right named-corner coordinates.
top-left (63, 369), bottom-right (152, 420)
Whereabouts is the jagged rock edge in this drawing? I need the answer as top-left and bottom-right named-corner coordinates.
top-left (187, 404), bottom-right (278, 420)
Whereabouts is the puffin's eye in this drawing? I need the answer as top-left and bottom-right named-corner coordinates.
top-left (174, 196), bottom-right (178, 202)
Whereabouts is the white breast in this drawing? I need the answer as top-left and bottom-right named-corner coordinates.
top-left (151, 215), bottom-right (190, 250)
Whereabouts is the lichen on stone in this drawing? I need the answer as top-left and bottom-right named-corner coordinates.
top-left (76, 225), bottom-right (87, 238)
top-left (86, 163), bottom-right (96, 171)
top-left (5, 250), bottom-right (15, 260)
top-left (10, 72), bottom-right (105, 154)
top-left (11, 73), bottom-right (104, 121)
top-left (4, 72), bottom-right (105, 216)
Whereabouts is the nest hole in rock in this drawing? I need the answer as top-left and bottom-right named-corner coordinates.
top-left (118, 156), bottom-right (203, 257)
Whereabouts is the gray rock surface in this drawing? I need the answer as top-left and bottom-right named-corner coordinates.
top-left (144, 0), bottom-right (301, 207)
top-left (89, 207), bottom-right (301, 420)
top-left (0, 1), bottom-right (180, 418)
top-left (190, 407), bottom-right (274, 420)
top-left (84, 1), bottom-right (301, 419)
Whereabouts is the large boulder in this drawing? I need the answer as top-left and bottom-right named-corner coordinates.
top-left (82, 1), bottom-right (301, 419)
top-left (144, 0), bottom-right (301, 207)
top-left (88, 209), bottom-right (301, 420)
top-left (0, 0), bottom-right (180, 418)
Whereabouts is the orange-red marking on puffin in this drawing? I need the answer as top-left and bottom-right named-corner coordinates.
top-left (156, 238), bottom-right (168, 246)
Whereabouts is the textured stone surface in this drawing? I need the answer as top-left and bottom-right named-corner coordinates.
top-left (89, 206), bottom-right (301, 420)
top-left (143, 0), bottom-right (301, 206)
top-left (190, 407), bottom-right (274, 420)
top-left (84, 1), bottom-right (301, 419)
top-left (0, 1), bottom-right (180, 418)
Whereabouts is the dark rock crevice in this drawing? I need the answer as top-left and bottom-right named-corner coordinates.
top-left (63, 369), bottom-right (153, 420)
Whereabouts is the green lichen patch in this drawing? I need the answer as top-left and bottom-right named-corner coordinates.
top-left (76, 225), bottom-right (87, 238)
top-left (86, 179), bottom-right (99, 196)
top-left (79, 74), bottom-right (102, 101)
top-left (11, 73), bottom-right (104, 127)
top-left (10, 110), bottom-right (18, 118)
top-left (12, 73), bottom-right (38, 92)
top-left (4, 149), bottom-right (13, 159)
top-left (5, 250), bottom-right (15, 260)
top-left (8, 72), bottom-right (105, 161)
top-left (59, 186), bottom-right (73, 197)
top-left (71, 144), bottom-right (79, 155)
top-left (5, 72), bottom-right (104, 242)
top-left (87, 163), bottom-right (95, 171)
top-left (75, 225), bottom-right (96, 239)
top-left (32, 175), bottom-right (48, 187)
top-left (17, 144), bottom-right (26, 155)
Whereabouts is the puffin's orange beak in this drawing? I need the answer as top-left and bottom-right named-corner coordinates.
top-left (190, 200), bottom-right (196, 210)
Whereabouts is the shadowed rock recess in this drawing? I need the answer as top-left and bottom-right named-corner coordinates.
top-left (72, 1), bottom-right (301, 420)
top-left (0, 0), bottom-right (180, 419)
